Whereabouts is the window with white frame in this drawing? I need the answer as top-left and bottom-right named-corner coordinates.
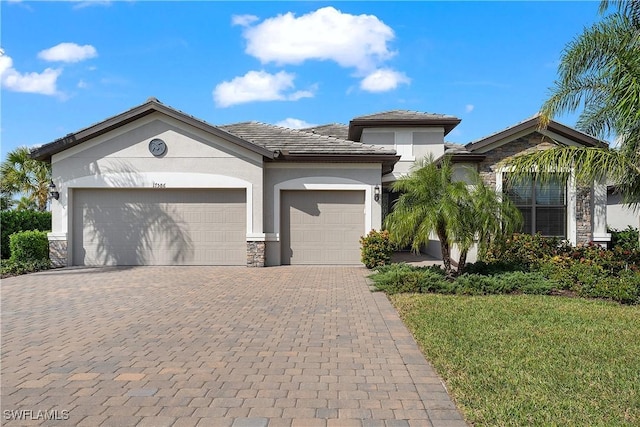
top-left (503, 174), bottom-right (567, 238)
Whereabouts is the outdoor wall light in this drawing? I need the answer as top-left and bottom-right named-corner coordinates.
top-left (49, 180), bottom-right (60, 200)
top-left (374, 185), bottom-right (380, 202)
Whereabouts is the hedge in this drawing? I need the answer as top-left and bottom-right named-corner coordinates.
top-left (9, 230), bottom-right (49, 263)
top-left (1, 210), bottom-right (51, 259)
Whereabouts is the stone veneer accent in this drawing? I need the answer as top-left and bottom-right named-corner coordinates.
top-left (575, 187), bottom-right (593, 244)
top-left (477, 133), bottom-right (557, 188)
top-left (477, 132), bottom-right (595, 243)
top-left (49, 239), bottom-right (68, 268)
top-left (246, 241), bottom-right (265, 267)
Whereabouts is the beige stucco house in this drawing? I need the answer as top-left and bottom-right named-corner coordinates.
top-left (31, 98), bottom-right (617, 267)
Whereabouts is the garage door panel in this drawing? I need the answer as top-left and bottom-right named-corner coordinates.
top-left (73, 189), bottom-right (246, 266)
top-left (281, 190), bottom-right (365, 265)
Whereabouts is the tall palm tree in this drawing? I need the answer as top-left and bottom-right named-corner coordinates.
top-left (384, 156), bottom-right (521, 276)
top-left (0, 147), bottom-right (51, 211)
top-left (503, 1), bottom-right (640, 212)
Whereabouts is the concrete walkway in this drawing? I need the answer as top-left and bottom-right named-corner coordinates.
top-left (1, 266), bottom-right (466, 427)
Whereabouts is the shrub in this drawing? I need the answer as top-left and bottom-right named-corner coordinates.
top-left (454, 274), bottom-right (501, 295)
top-left (360, 230), bottom-right (394, 269)
top-left (483, 233), bottom-right (567, 269)
top-left (610, 226), bottom-right (640, 251)
top-left (1, 210), bottom-right (51, 259)
top-left (495, 271), bottom-right (554, 295)
top-left (0, 258), bottom-right (50, 278)
top-left (369, 263), bottom-right (450, 294)
top-left (462, 260), bottom-right (527, 275)
top-left (9, 230), bottom-right (49, 263)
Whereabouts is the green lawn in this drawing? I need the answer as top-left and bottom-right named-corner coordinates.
top-left (390, 294), bottom-right (640, 426)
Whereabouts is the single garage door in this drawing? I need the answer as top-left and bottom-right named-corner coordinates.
top-left (73, 188), bottom-right (246, 266)
top-left (281, 190), bottom-right (365, 265)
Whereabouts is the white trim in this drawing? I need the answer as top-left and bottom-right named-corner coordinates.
top-left (273, 176), bottom-right (375, 238)
top-left (592, 232), bottom-right (612, 242)
top-left (473, 128), bottom-right (536, 153)
top-left (539, 129), bottom-right (585, 148)
top-left (47, 232), bottom-right (67, 241)
top-left (246, 233), bottom-right (279, 242)
top-left (566, 173), bottom-right (577, 245)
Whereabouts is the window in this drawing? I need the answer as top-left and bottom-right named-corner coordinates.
top-left (503, 174), bottom-right (567, 238)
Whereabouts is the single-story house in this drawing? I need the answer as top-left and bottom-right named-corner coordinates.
top-left (31, 98), bottom-right (624, 267)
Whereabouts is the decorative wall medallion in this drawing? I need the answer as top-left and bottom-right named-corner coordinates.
top-left (148, 138), bottom-right (167, 157)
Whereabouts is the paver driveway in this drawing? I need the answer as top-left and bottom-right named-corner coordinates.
top-left (1, 266), bottom-right (466, 427)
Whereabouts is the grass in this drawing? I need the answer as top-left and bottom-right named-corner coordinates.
top-left (391, 293), bottom-right (640, 426)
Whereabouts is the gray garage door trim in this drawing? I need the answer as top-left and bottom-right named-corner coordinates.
top-left (281, 190), bottom-right (365, 265)
top-left (72, 188), bottom-right (246, 266)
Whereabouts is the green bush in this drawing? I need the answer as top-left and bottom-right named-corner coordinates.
top-left (1, 210), bottom-right (51, 259)
top-left (610, 226), bottom-right (640, 251)
top-left (495, 271), bottom-right (554, 295)
top-left (454, 274), bottom-right (501, 295)
top-left (9, 230), bottom-right (49, 263)
top-left (0, 258), bottom-right (51, 278)
top-left (462, 260), bottom-right (527, 275)
top-left (369, 263), bottom-right (451, 294)
top-left (360, 229), bottom-right (394, 269)
top-left (370, 264), bottom-right (553, 297)
top-left (538, 257), bottom-right (640, 304)
top-left (483, 233), bottom-right (568, 269)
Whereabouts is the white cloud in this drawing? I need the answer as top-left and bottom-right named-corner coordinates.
top-left (0, 51), bottom-right (61, 96)
top-left (77, 79), bottom-right (88, 89)
top-left (275, 118), bottom-right (317, 129)
top-left (38, 42), bottom-right (97, 63)
top-left (213, 70), bottom-right (314, 107)
top-left (241, 7), bottom-right (396, 73)
top-left (232, 14), bottom-right (259, 27)
top-left (360, 68), bottom-right (410, 93)
top-left (465, 104), bottom-right (475, 113)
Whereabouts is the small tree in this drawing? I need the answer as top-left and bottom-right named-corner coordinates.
top-left (384, 155), bottom-right (521, 276)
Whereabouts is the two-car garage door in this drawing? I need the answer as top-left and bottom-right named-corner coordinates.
top-left (72, 189), bottom-right (246, 266)
top-left (280, 190), bottom-right (365, 265)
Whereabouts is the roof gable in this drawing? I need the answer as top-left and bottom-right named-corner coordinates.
top-left (30, 98), bottom-right (274, 162)
top-left (465, 115), bottom-right (609, 153)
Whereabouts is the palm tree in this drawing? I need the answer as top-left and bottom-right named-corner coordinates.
top-left (0, 147), bottom-right (51, 211)
top-left (503, 0), bottom-right (640, 212)
top-left (456, 173), bottom-right (523, 267)
top-left (384, 156), bottom-right (521, 276)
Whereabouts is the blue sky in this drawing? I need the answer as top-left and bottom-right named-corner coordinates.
top-left (1, 1), bottom-right (603, 158)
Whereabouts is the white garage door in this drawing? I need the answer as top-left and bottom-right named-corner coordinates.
top-left (281, 190), bottom-right (365, 265)
top-left (73, 189), bottom-right (246, 266)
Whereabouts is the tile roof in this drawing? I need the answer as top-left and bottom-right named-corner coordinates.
top-left (301, 123), bottom-right (349, 140)
top-left (348, 110), bottom-right (461, 141)
top-left (351, 110), bottom-right (459, 121)
top-left (220, 122), bottom-right (396, 155)
top-left (444, 142), bottom-right (472, 155)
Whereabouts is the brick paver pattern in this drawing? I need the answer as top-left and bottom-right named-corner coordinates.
top-left (1, 266), bottom-right (467, 427)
